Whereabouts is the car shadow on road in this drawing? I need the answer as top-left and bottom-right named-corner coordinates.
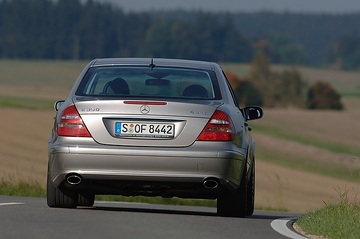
top-left (88, 205), bottom-right (217, 217)
top-left (81, 204), bottom-right (295, 220)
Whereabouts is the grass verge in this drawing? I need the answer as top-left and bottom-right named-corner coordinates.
top-left (297, 191), bottom-right (360, 239)
top-left (0, 179), bottom-right (45, 197)
top-left (0, 96), bottom-right (53, 110)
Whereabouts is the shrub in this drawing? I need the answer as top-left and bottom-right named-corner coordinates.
top-left (274, 68), bottom-right (307, 108)
top-left (306, 81), bottom-right (344, 110)
top-left (225, 70), bottom-right (263, 106)
top-left (250, 51), bottom-right (277, 107)
top-left (234, 80), bottom-right (263, 106)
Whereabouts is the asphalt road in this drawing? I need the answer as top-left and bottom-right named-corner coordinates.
top-left (0, 196), bottom-right (303, 239)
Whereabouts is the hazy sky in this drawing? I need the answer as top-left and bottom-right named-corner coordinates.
top-left (99, 0), bottom-right (360, 13)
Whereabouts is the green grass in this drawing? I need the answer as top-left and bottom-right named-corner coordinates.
top-left (0, 96), bottom-right (54, 110)
top-left (297, 193), bottom-right (360, 239)
top-left (0, 180), bottom-right (45, 197)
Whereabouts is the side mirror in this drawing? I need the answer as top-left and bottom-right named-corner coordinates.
top-left (242, 106), bottom-right (263, 121)
top-left (54, 100), bottom-right (65, 111)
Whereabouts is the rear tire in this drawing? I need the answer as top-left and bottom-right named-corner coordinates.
top-left (246, 161), bottom-right (255, 216)
top-left (217, 167), bottom-right (247, 217)
top-left (78, 193), bottom-right (95, 207)
top-left (47, 174), bottom-right (78, 208)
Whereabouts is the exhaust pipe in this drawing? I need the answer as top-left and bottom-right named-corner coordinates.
top-left (203, 178), bottom-right (219, 189)
top-left (66, 174), bottom-right (82, 185)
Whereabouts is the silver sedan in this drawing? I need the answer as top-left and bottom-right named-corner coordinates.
top-left (47, 58), bottom-right (263, 217)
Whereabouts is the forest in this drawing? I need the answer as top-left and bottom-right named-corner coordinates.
top-left (0, 0), bottom-right (360, 69)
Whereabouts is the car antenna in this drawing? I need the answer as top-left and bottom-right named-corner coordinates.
top-left (149, 58), bottom-right (155, 69)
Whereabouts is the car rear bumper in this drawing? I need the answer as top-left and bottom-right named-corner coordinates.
top-left (48, 142), bottom-right (246, 197)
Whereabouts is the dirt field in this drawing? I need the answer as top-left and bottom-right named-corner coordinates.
top-left (254, 102), bottom-right (360, 212)
top-left (1, 106), bottom-right (359, 213)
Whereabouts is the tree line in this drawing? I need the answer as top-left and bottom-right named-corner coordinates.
top-left (0, 0), bottom-right (252, 61)
top-left (0, 0), bottom-right (359, 69)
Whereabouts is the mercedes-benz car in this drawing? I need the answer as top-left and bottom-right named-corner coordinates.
top-left (47, 58), bottom-right (263, 217)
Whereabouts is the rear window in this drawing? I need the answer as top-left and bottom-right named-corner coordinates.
top-left (76, 66), bottom-right (220, 100)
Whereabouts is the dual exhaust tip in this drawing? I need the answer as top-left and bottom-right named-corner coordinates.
top-left (66, 174), bottom-right (82, 185)
top-left (203, 177), bottom-right (219, 189)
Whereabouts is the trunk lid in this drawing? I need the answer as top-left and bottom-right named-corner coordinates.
top-left (74, 97), bottom-right (221, 147)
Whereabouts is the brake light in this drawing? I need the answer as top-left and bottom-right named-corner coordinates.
top-left (123, 101), bottom-right (167, 105)
top-left (57, 105), bottom-right (91, 137)
top-left (197, 110), bottom-right (235, 141)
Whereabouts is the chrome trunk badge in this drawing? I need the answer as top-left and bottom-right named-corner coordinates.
top-left (140, 105), bottom-right (150, 114)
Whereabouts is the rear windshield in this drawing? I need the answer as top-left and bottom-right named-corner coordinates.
top-left (75, 66), bottom-right (221, 100)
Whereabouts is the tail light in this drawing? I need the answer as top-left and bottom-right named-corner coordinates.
top-left (197, 110), bottom-right (235, 141)
top-left (57, 105), bottom-right (91, 137)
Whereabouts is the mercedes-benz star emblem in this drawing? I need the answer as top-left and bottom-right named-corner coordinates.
top-left (140, 105), bottom-right (150, 114)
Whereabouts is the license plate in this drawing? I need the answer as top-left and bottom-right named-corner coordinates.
top-left (115, 122), bottom-right (175, 138)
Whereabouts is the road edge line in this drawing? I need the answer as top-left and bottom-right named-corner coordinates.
top-left (0, 202), bottom-right (25, 206)
top-left (271, 217), bottom-right (308, 239)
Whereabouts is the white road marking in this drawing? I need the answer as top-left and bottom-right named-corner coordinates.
top-left (271, 217), bottom-right (308, 239)
top-left (0, 202), bottom-right (25, 206)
